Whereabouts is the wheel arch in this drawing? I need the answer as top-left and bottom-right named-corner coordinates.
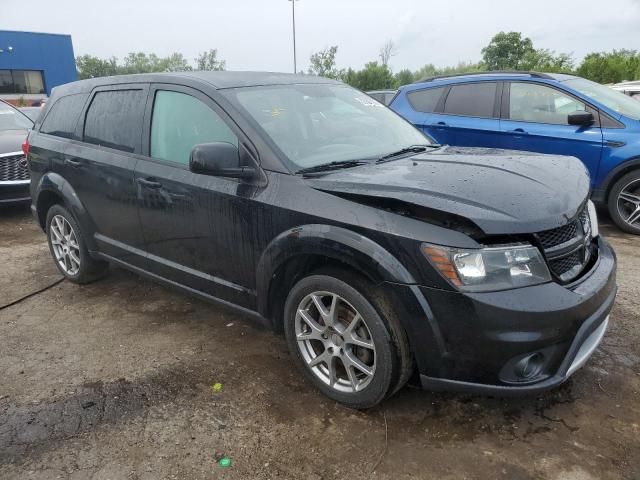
top-left (256, 224), bottom-right (420, 328)
top-left (597, 156), bottom-right (640, 204)
top-left (34, 172), bottom-right (98, 251)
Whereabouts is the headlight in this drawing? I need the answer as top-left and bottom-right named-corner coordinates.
top-left (422, 243), bottom-right (551, 292)
top-left (587, 200), bottom-right (599, 238)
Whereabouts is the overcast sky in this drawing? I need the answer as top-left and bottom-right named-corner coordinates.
top-left (3, 0), bottom-right (640, 73)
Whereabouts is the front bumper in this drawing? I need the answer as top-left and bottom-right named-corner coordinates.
top-left (390, 237), bottom-right (617, 395)
top-left (0, 181), bottom-right (31, 204)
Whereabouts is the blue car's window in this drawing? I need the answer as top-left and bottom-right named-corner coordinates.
top-left (564, 77), bottom-right (640, 120)
top-left (509, 82), bottom-right (585, 125)
top-left (444, 82), bottom-right (497, 118)
top-left (407, 87), bottom-right (446, 113)
top-left (150, 90), bottom-right (238, 166)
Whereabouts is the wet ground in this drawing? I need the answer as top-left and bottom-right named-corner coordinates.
top-left (0, 203), bottom-right (638, 480)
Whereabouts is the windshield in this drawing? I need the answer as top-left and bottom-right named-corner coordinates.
top-left (0, 101), bottom-right (34, 131)
top-left (225, 84), bottom-right (430, 170)
top-left (564, 77), bottom-right (640, 120)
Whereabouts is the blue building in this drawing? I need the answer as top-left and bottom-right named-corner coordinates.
top-left (0, 30), bottom-right (76, 105)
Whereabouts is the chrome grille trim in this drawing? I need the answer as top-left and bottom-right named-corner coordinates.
top-left (0, 151), bottom-right (30, 184)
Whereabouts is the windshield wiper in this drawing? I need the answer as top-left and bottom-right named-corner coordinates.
top-left (296, 159), bottom-right (369, 175)
top-left (376, 144), bottom-right (441, 163)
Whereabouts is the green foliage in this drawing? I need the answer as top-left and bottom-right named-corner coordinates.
top-left (75, 55), bottom-right (119, 79)
top-left (308, 46), bottom-right (342, 79)
top-left (522, 49), bottom-right (575, 73)
top-left (342, 62), bottom-right (395, 91)
top-left (393, 69), bottom-right (415, 88)
top-left (576, 50), bottom-right (640, 84)
top-left (413, 62), bottom-right (486, 82)
top-left (482, 32), bottom-right (535, 70)
top-left (76, 49), bottom-right (226, 79)
top-left (196, 49), bottom-right (226, 71)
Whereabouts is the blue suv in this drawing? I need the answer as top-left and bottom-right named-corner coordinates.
top-left (390, 72), bottom-right (640, 234)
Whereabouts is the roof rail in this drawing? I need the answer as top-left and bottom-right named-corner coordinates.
top-left (414, 71), bottom-right (554, 84)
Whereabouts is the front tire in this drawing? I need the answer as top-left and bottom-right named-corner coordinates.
top-left (46, 204), bottom-right (109, 284)
top-left (284, 270), bottom-right (410, 408)
top-left (608, 170), bottom-right (640, 234)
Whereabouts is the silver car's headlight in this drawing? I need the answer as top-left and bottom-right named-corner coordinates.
top-left (422, 243), bottom-right (552, 292)
top-left (587, 200), bottom-right (599, 238)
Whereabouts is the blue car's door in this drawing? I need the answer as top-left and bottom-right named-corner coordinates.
top-left (500, 81), bottom-right (603, 184)
top-left (431, 81), bottom-right (502, 148)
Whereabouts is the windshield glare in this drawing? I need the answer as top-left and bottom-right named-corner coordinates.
top-left (228, 84), bottom-right (430, 170)
top-left (565, 78), bottom-right (640, 120)
top-left (0, 101), bottom-right (34, 131)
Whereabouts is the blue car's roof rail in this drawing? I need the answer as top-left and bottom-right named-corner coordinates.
top-left (414, 71), bottom-right (555, 84)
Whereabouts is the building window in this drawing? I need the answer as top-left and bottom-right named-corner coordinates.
top-left (0, 70), bottom-right (46, 94)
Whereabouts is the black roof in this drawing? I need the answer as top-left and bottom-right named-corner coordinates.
top-left (52, 71), bottom-right (341, 96)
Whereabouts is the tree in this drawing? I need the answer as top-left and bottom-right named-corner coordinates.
top-left (577, 50), bottom-right (640, 83)
top-left (342, 62), bottom-right (395, 91)
top-left (308, 46), bottom-right (342, 79)
top-left (196, 49), bottom-right (226, 71)
top-left (379, 40), bottom-right (397, 67)
top-left (522, 49), bottom-right (574, 73)
top-left (413, 61), bottom-right (485, 82)
top-left (481, 31), bottom-right (535, 70)
top-left (394, 69), bottom-right (415, 87)
top-left (76, 54), bottom-right (118, 79)
top-left (161, 53), bottom-right (192, 72)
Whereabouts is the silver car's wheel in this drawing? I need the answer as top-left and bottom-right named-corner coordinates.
top-left (295, 291), bottom-right (376, 393)
top-left (617, 179), bottom-right (640, 228)
top-left (49, 214), bottom-right (81, 276)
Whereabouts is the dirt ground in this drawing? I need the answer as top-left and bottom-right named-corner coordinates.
top-left (0, 204), bottom-right (638, 480)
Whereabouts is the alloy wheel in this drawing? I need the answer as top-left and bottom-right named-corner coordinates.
top-left (295, 291), bottom-right (376, 393)
top-left (617, 179), bottom-right (640, 229)
top-left (50, 215), bottom-right (81, 276)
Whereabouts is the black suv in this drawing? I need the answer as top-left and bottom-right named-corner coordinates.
top-left (27, 72), bottom-right (617, 408)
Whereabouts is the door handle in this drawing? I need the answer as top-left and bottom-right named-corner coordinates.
top-left (433, 121), bottom-right (448, 127)
top-left (508, 128), bottom-right (528, 135)
top-left (137, 178), bottom-right (162, 189)
top-left (64, 158), bottom-right (82, 168)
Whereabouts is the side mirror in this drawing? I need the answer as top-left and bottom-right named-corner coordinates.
top-left (189, 142), bottom-right (255, 179)
top-left (568, 111), bottom-right (594, 126)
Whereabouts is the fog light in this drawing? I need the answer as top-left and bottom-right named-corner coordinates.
top-left (514, 352), bottom-right (544, 380)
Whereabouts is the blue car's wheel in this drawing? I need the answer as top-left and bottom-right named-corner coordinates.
top-left (609, 170), bottom-right (640, 234)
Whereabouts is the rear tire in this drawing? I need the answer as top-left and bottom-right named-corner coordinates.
top-left (46, 204), bottom-right (109, 284)
top-left (608, 170), bottom-right (640, 235)
top-left (284, 269), bottom-right (412, 408)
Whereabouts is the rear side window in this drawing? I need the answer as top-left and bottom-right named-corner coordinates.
top-left (84, 90), bottom-right (146, 152)
top-left (407, 87), bottom-right (445, 113)
top-left (150, 90), bottom-right (238, 166)
top-left (443, 82), bottom-right (497, 118)
top-left (40, 93), bottom-right (88, 139)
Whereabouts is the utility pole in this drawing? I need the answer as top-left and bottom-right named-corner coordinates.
top-left (288, 0), bottom-right (299, 73)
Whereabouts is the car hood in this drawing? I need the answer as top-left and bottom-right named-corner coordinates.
top-left (0, 129), bottom-right (28, 154)
top-left (305, 146), bottom-right (590, 235)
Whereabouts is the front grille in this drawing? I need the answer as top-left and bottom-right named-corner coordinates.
top-left (0, 152), bottom-right (30, 182)
top-left (537, 222), bottom-right (578, 249)
top-left (535, 206), bottom-right (593, 283)
top-left (549, 251), bottom-right (582, 276)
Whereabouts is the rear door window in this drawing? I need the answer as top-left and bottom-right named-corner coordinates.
top-left (407, 87), bottom-right (446, 113)
top-left (83, 89), bottom-right (146, 152)
top-left (40, 93), bottom-right (88, 139)
top-left (150, 90), bottom-right (238, 166)
top-left (443, 82), bottom-right (498, 118)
